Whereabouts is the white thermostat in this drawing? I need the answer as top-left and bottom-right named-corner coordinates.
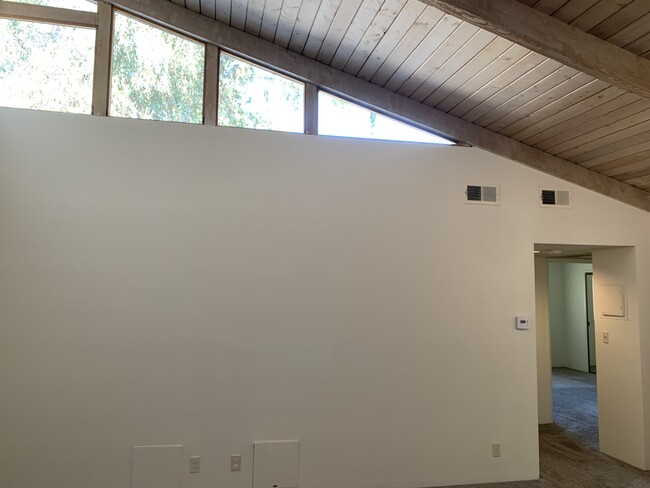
top-left (515, 316), bottom-right (530, 330)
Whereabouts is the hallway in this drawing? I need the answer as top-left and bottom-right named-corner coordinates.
top-left (451, 368), bottom-right (650, 487)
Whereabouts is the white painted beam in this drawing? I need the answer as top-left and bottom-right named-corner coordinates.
top-left (92, 1), bottom-right (113, 116)
top-left (304, 83), bottom-right (318, 135)
top-left (420, 0), bottom-right (650, 101)
top-left (96, 0), bottom-right (650, 211)
top-left (204, 44), bottom-right (219, 126)
top-left (0, 0), bottom-right (98, 27)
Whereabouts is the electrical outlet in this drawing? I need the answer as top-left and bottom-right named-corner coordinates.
top-left (492, 443), bottom-right (501, 458)
top-left (190, 456), bottom-right (200, 474)
top-left (603, 331), bottom-right (609, 344)
top-left (230, 454), bottom-right (241, 471)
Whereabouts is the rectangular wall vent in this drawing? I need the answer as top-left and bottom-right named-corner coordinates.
top-left (539, 188), bottom-right (571, 207)
top-left (465, 185), bottom-right (500, 205)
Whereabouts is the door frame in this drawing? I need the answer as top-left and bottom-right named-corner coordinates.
top-left (585, 272), bottom-right (596, 374)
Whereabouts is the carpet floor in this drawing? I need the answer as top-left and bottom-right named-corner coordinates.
top-left (446, 368), bottom-right (650, 487)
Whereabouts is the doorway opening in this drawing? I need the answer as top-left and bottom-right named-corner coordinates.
top-left (535, 245), bottom-right (646, 470)
top-left (547, 255), bottom-right (598, 449)
top-left (535, 245), bottom-right (599, 450)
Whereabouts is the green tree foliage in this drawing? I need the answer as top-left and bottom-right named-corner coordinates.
top-left (369, 111), bottom-right (377, 129)
top-left (2, 7), bottom-right (304, 131)
top-left (0, 18), bottom-right (94, 113)
top-left (218, 53), bottom-right (304, 132)
top-left (110, 13), bottom-right (204, 124)
top-left (218, 53), bottom-right (265, 128)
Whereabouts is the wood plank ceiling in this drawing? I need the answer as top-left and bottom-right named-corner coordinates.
top-left (171, 0), bottom-right (650, 193)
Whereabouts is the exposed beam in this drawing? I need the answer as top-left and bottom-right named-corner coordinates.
top-left (102, 0), bottom-right (650, 212)
top-left (203, 44), bottom-right (219, 126)
top-left (0, 1), bottom-right (98, 27)
top-left (419, 0), bottom-right (650, 101)
top-left (92, 1), bottom-right (113, 116)
top-left (304, 83), bottom-right (318, 136)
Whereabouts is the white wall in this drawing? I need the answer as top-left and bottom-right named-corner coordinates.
top-left (548, 264), bottom-right (567, 366)
top-left (548, 261), bottom-right (593, 372)
top-left (592, 248), bottom-right (646, 468)
top-left (1, 108), bottom-right (649, 488)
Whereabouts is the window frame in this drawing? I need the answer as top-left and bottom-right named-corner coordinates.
top-left (108, 8), bottom-right (207, 124)
top-left (216, 50), bottom-right (307, 134)
top-left (0, 5), bottom-right (100, 114)
top-left (0, 0), bottom-right (459, 146)
top-left (317, 89), bottom-right (456, 145)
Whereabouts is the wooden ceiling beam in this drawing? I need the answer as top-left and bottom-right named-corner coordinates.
top-left (419, 0), bottom-right (650, 100)
top-left (102, 0), bottom-right (650, 211)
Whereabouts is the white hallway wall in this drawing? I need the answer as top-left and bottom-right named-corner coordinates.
top-left (548, 261), bottom-right (593, 372)
top-left (548, 263), bottom-right (568, 366)
top-left (534, 257), bottom-right (552, 425)
top-left (0, 108), bottom-right (649, 488)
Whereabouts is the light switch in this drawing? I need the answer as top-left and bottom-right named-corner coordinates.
top-left (603, 331), bottom-right (609, 344)
top-left (231, 454), bottom-right (241, 471)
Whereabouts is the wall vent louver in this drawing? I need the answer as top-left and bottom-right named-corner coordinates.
top-left (539, 188), bottom-right (571, 208)
top-left (464, 185), bottom-right (500, 205)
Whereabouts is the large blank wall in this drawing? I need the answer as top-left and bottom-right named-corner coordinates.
top-left (0, 108), bottom-right (649, 488)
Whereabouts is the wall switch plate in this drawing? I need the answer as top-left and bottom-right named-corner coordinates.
top-left (603, 331), bottom-right (610, 344)
top-left (492, 443), bottom-right (501, 458)
top-left (231, 454), bottom-right (242, 471)
top-left (515, 315), bottom-right (530, 330)
top-left (190, 456), bottom-right (200, 474)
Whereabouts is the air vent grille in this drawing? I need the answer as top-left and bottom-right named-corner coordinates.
top-left (482, 186), bottom-right (498, 202)
top-left (465, 185), bottom-right (500, 205)
top-left (541, 190), bottom-right (556, 205)
top-left (556, 190), bottom-right (571, 206)
top-left (540, 189), bottom-right (571, 207)
top-left (466, 185), bottom-right (482, 201)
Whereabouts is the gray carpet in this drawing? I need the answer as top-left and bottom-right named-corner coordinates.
top-left (551, 367), bottom-right (599, 450)
top-left (445, 368), bottom-right (650, 487)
